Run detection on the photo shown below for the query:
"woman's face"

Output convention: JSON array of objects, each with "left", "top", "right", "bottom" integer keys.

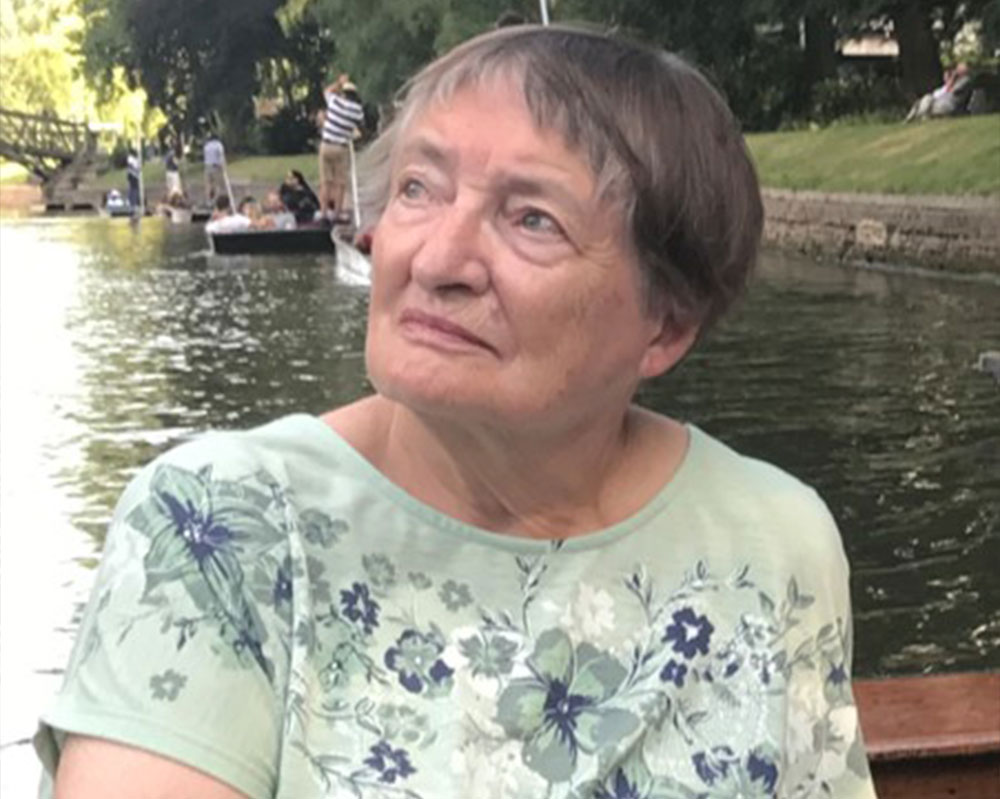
[{"left": 366, "top": 80, "right": 685, "bottom": 432}]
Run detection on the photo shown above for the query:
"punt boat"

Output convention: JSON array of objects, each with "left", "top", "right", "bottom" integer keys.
[
  {"left": 854, "top": 671, "right": 999, "bottom": 798},
  {"left": 207, "top": 226, "right": 336, "bottom": 255}
]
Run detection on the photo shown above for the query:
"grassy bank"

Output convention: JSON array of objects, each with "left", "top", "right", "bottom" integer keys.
[
  {"left": 12, "top": 113, "right": 1000, "bottom": 198},
  {"left": 91, "top": 154, "right": 321, "bottom": 195},
  {"left": 746, "top": 114, "right": 1000, "bottom": 196}
]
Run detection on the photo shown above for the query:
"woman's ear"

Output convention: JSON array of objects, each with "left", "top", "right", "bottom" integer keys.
[{"left": 638, "top": 315, "right": 699, "bottom": 379}]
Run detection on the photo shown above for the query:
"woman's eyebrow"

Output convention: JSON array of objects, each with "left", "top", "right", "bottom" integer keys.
[
  {"left": 498, "top": 174, "right": 589, "bottom": 219},
  {"left": 396, "top": 136, "right": 454, "bottom": 172}
]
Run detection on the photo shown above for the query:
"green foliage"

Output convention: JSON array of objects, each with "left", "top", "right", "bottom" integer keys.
[
  {"left": 76, "top": 0, "right": 287, "bottom": 144},
  {"left": 807, "top": 72, "right": 908, "bottom": 125},
  {"left": 0, "top": 0, "right": 85, "bottom": 113},
  {"left": 298, "top": 0, "right": 538, "bottom": 106},
  {"left": 259, "top": 105, "right": 317, "bottom": 154}
]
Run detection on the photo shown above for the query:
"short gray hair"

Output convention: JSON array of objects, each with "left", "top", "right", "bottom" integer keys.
[{"left": 359, "top": 24, "right": 763, "bottom": 333}]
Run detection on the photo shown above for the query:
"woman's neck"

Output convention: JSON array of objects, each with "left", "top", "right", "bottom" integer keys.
[{"left": 324, "top": 395, "right": 688, "bottom": 539}]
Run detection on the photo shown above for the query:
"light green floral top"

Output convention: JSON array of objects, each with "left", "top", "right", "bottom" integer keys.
[{"left": 36, "top": 414, "right": 877, "bottom": 799}]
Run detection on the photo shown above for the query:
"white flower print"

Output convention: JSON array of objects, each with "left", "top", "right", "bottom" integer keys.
[
  {"left": 558, "top": 582, "right": 616, "bottom": 643},
  {"left": 815, "top": 705, "right": 860, "bottom": 782},
  {"left": 450, "top": 740, "right": 547, "bottom": 799},
  {"left": 444, "top": 628, "right": 509, "bottom": 738},
  {"left": 785, "top": 668, "right": 826, "bottom": 759}
]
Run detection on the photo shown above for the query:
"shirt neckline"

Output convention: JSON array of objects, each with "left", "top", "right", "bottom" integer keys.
[{"left": 284, "top": 412, "right": 706, "bottom": 554}]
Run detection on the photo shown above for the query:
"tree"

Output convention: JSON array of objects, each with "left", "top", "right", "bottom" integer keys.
[
  {"left": 76, "top": 0, "right": 288, "bottom": 146},
  {"left": 836, "top": 0, "right": 999, "bottom": 96}
]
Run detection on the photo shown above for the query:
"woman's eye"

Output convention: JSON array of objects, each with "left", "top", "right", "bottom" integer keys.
[
  {"left": 518, "top": 209, "right": 563, "bottom": 237},
  {"left": 399, "top": 178, "right": 426, "bottom": 201}
]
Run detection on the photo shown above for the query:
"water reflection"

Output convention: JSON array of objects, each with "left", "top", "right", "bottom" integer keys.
[{"left": 0, "top": 216, "right": 998, "bottom": 792}]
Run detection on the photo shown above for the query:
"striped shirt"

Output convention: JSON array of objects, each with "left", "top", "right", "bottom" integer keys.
[{"left": 322, "top": 91, "right": 364, "bottom": 145}]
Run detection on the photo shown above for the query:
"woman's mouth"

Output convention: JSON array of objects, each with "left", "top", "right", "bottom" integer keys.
[{"left": 399, "top": 309, "right": 496, "bottom": 354}]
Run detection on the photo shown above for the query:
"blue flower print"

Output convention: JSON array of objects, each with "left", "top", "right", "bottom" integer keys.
[
  {"left": 273, "top": 556, "right": 294, "bottom": 606},
  {"left": 663, "top": 606, "right": 714, "bottom": 659},
  {"left": 822, "top": 652, "right": 852, "bottom": 705},
  {"left": 496, "top": 628, "right": 639, "bottom": 783},
  {"left": 569, "top": 749, "right": 667, "bottom": 799},
  {"left": 363, "top": 740, "right": 416, "bottom": 784},
  {"left": 124, "top": 463, "right": 284, "bottom": 681},
  {"left": 594, "top": 768, "right": 643, "bottom": 799},
  {"left": 747, "top": 749, "right": 779, "bottom": 794},
  {"left": 340, "top": 582, "right": 380, "bottom": 634},
  {"left": 693, "top": 745, "right": 737, "bottom": 785},
  {"left": 384, "top": 629, "right": 454, "bottom": 697},
  {"left": 659, "top": 659, "right": 688, "bottom": 688}
]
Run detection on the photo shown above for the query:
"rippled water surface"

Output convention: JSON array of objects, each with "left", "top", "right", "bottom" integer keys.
[{"left": 1, "top": 216, "right": 998, "bottom": 791}]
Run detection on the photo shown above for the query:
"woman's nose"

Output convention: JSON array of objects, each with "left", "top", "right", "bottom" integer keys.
[{"left": 409, "top": 199, "right": 491, "bottom": 295}]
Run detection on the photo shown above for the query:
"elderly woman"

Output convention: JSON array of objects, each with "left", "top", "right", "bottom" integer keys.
[{"left": 37, "top": 25, "right": 876, "bottom": 799}]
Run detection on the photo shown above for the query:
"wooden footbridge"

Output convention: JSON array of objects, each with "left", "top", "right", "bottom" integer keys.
[{"left": 0, "top": 107, "right": 102, "bottom": 199}]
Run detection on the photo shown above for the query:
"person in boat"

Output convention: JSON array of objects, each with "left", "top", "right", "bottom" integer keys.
[
  {"left": 279, "top": 169, "right": 320, "bottom": 226},
  {"left": 164, "top": 145, "right": 183, "bottom": 198},
  {"left": 262, "top": 190, "right": 296, "bottom": 230},
  {"left": 205, "top": 194, "right": 251, "bottom": 234},
  {"left": 37, "top": 24, "right": 877, "bottom": 799},
  {"left": 319, "top": 73, "right": 365, "bottom": 222},
  {"left": 203, "top": 132, "right": 226, "bottom": 202},
  {"left": 125, "top": 148, "right": 141, "bottom": 209},
  {"left": 104, "top": 188, "right": 127, "bottom": 210}
]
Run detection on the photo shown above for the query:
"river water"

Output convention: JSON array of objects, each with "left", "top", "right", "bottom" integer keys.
[{"left": 1, "top": 216, "right": 998, "bottom": 792}]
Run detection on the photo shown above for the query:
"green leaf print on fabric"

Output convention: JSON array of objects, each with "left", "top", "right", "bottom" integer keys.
[
  {"left": 408, "top": 571, "right": 433, "bottom": 590},
  {"left": 438, "top": 579, "right": 473, "bottom": 612},
  {"left": 362, "top": 554, "right": 397, "bottom": 592},
  {"left": 149, "top": 668, "right": 188, "bottom": 701},
  {"left": 459, "top": 632, "right": 518, "bottom": 678},
  {"left": 124, "top": 463, "right": 287, "bottom": 682},
  {"left": 299, "top": 508, "right": 346, "bottom": 548},
  {"left": 496, "top": 628, "right": 639, "bottom": 783}
]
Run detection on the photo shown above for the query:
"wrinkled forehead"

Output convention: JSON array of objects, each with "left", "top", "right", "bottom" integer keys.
[{"left": 393, "top": 67, "right": 623, "bottom": 202}]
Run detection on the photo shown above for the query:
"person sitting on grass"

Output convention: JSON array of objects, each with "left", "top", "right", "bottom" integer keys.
[{"left": 905, "top": 62, "right": 974, "bottom": 121}]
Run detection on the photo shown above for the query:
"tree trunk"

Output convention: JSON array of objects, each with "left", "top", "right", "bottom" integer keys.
[
  {"left": 803, "top": 12, "right": 837, "bottom": 86},
  {"left": 893, "top": 2, "right": 942, "bottom": 98}
]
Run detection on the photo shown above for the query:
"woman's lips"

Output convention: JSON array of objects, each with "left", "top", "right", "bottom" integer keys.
[{"left": 399, "top": 309, "right": 495, "bottom": 353}]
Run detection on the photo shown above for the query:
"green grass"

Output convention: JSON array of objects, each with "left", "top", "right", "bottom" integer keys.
[
  {"left": 89, "top": 153, "right": 321, "bottom": 193},
  {"left": 0, "top": 161, "right": 30, "bottom": 184},
  {"left": 746, "top": 114, "right": 1000, "bottom": 196}
]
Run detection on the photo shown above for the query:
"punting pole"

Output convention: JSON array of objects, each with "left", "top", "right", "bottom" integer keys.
[
  {"left": 136, "top": 134, "right": 145, "bottom": 216},
  {"left": 348, "top": 138, "right": 361, "bottom": 230},
  {"left": 221, "top": 150, "right": 236, "bottom": 212}
]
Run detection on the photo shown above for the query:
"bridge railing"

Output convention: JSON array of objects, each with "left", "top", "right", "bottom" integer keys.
[{"left": 0, "top": 107, "right": 94, "bottom": 163}]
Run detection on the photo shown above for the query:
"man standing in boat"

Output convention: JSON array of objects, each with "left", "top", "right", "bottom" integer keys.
[
  {"left": 125, "top": 148, "right": 141, "bottom": 210},
  {"left": 318, "top": 73, "right": 364, "bottom": 223},
  {"left": 202, "top": 131, "right": 225, "bottom": 204}
]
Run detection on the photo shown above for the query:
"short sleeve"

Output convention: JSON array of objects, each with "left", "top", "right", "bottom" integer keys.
[
  {"left": 778, "top": 491, "right": 879, "bottom": 799},
  {"left": 34, "top": 437, "right": 295, "bottom": 799}
]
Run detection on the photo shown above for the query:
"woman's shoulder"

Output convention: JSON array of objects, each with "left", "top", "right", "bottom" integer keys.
[
  {"left": 681, "top": 425, "right": 846, "bottom": 567},
  {"left": 687, "top": 426, "right": 830, "bottom": 511},
  {"left": 116, "top": 414, "right": 341, "bottom": 513}
]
